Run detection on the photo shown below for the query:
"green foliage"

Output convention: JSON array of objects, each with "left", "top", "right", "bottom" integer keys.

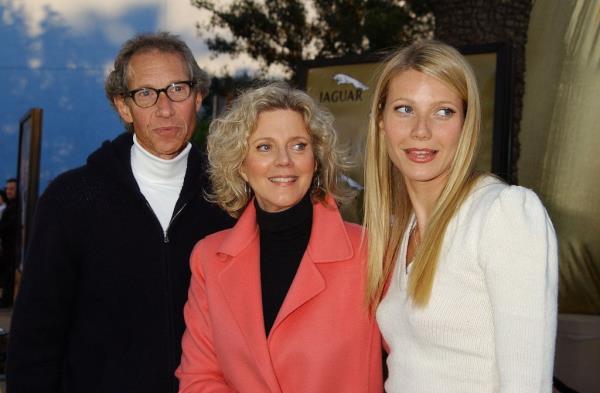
[
  {"left": 191, "top": 113, "right": 210, "bottom": 149},
  {"left": 193, "top": 0, "right": 434, "bottom": 78},
  {"left": 193, "top": 73, "right": 269, "bottom": 148},
  {"left": 208, "top": 74, "right": 263, "bottom": 96}
]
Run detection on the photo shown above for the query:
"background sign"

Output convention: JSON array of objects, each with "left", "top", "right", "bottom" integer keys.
[
  {"left": 17, "top": 108, "right": 43, "bottom": 271},
  {"left": 300, "top": 43, "right": 512, "bottom": 198}
]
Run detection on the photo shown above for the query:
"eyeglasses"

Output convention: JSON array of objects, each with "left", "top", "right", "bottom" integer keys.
[{"left": 124, "top": 80, "right": 196, "bottom": 108}]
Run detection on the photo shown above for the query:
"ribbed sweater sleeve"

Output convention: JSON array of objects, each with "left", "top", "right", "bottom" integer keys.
[{"left": 479, "top": 186, "right": 558, "bottom": 392}]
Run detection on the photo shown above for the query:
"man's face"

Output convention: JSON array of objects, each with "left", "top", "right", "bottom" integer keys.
[
  {"left": 5, "top": 181, "right": 16, "bottom": 201},
  {"left": 114, "top": 50, "right": 202, "bottom": 159}
]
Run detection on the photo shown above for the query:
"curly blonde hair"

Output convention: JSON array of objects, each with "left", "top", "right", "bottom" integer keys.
[{"left": 207, "top": 81, "right": 355, "bottom": 217}]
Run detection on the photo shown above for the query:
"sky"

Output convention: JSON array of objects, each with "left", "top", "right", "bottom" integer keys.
[{"left": 0, "top": 0, "right": 276, "bottom": 191}]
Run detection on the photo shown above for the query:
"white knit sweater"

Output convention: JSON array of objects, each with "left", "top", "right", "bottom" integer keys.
[{"left": 377, "top": 176, "right": 558, "bottom": 393}]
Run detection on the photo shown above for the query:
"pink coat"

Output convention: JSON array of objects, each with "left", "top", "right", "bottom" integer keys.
[{"left": 176, "top": 197, "right": 383, "bottom": 392}]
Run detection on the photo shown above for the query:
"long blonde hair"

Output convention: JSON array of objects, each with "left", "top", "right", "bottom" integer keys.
[{"left": 364, "top": 40, "right": 482, "bottom": 310}]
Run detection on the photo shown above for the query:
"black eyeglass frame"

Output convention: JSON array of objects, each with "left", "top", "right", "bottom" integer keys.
[{"left": 123, "top": 80, "right": 197, "bottom": 108}]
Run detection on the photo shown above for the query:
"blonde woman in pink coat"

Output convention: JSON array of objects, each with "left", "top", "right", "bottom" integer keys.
[{"left": 176, "top": 82, "right": 382, "bottom": 393}]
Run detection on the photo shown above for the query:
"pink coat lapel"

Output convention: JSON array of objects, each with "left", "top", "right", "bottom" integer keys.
[
  {"left": 216, "top": 204, "right": 280, "bottom": 392},
  {"left": 270, "top": 197, "right": 354, "bottom": 335},
  {"left": 214, "top": 197, "right": 355, "bottom": 390}
]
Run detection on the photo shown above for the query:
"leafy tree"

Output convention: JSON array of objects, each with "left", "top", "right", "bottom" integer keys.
[
  {"left": 193, "top": 0, "right": 434, "bottom": 78},
  {"left": 193, "top": 73, "right": 262, "bottom": 147}
]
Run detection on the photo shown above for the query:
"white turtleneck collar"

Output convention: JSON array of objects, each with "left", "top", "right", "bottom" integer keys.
[
  {"left": 131, "top": 134, "right": 191, "bottom": 233},
  {"left": 131, "top": 134, "right": 191, "bottom": 183}
]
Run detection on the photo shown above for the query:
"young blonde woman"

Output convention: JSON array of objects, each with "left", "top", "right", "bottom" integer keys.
[{"left": 364, "top": 40, "right": 558, "bottom": 392}]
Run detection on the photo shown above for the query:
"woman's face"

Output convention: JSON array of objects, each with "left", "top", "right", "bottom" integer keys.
[
  {"left": 241, "top": 109, "right": 316, "bottom": 213},
  {"left": 379, "top": 69, "right": 464, "bottom": 192}
]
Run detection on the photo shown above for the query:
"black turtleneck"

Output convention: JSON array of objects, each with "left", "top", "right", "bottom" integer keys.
[{"left": 256, "top": 192, "right": 313, "bottom": 336}]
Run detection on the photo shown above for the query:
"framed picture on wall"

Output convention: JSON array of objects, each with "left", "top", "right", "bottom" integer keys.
[
  {"left": 17, "top": 107, "right": 43, "bottom": 271},
  {"left": 298, "top": 42, "right": 513, "bottom": 186},
  {"left": 461, "top": 42, "right": 512, "bottom": 181}
]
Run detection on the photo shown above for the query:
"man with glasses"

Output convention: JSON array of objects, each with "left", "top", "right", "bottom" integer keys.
[{"left": 7, "top": 32, "right": 233, "bottom": 393}]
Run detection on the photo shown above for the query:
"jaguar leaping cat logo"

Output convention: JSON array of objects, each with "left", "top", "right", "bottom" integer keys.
[{"left": 332, "top": 73, "right": 369, "bottom": 91}]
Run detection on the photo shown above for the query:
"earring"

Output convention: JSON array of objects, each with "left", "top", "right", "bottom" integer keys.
[
  {"left": 245, "top": 182, "right": 252, "bottom": 197},
  {"left": 313, "top": 174, "right": 321, "bottom": 192}
]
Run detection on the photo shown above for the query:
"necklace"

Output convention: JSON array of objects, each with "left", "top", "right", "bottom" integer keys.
[
  {"left": 406, "top": 220, "right": 420, "bottom": 269},
  {"left": 409, "top": 220, "right": 420, "bottom": 247}
]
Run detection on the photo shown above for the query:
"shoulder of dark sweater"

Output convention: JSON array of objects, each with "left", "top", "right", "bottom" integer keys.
[
  {"left": 39, "top": 131, "right": 132, "bottom": 205},
  {"left": 38, "top": 133, "right": 234, "bottom": 233},
  {"left": 41, "top": 132, "right": 207, "bottom": 206}
]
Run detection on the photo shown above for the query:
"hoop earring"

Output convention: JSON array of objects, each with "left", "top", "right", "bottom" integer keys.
[
  {"left": 313, "top": 174, "right": 321, "bottom": 193},
  {"left": 245, "top": 182, "right": 252, "bottom": 198}
]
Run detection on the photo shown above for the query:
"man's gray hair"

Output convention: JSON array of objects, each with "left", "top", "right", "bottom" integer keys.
[{"left": 104, "top": 32, "right": 210, "bottom": 109}]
